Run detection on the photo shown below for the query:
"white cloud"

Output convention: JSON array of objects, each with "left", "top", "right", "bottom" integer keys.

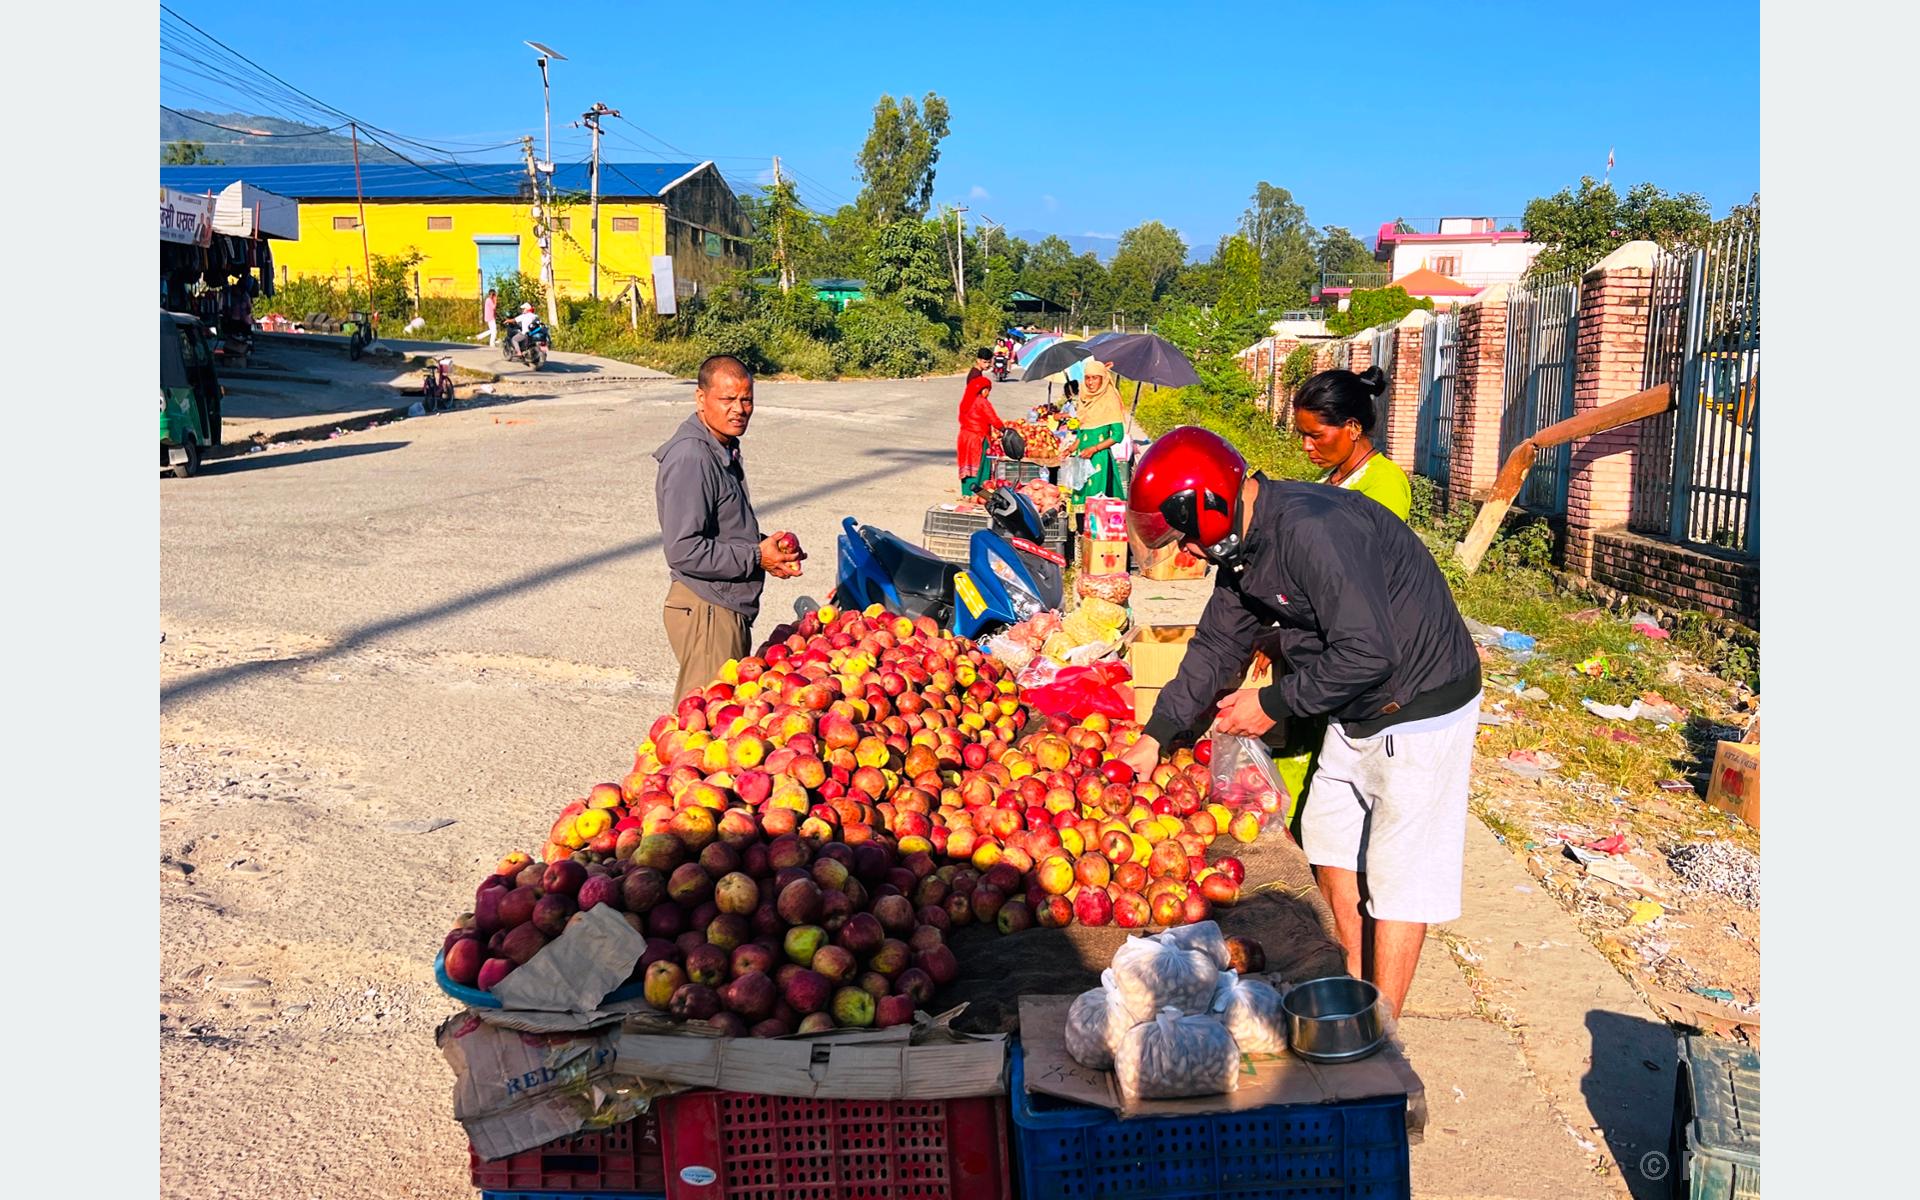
[
  {"left": 968, "top": 184, "right": 991, "bottom": 199},
  {"left": 1042, "top": 194, "right": 1058, "bottom": 211}
]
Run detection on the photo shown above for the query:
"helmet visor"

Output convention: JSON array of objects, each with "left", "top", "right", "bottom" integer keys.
[{"left": 1127, "top": 504, "right": 1181, "bottom": 550}]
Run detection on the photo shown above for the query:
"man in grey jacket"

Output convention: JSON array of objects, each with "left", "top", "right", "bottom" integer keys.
[{"left": 652, "top": 355, "right": 803, "bottom": 702}]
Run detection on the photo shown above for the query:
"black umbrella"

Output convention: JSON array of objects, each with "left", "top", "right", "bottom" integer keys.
[
  {"left": 1097, "top": 333, "right": 1202, "bottom": 389},
  {"left": 1019, "top": 339, "right": 1092, "bottom": 383}
]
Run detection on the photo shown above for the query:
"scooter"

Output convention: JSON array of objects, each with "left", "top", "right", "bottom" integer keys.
[
  {"left": 503, "top": 320, "right": 550, "bottom": 368},
  {"left": 991, "top": 350, "right": 1011, "bottom": 382},
  {"left": 832, "top": 487, "right": 1064, "bottom": 640}
]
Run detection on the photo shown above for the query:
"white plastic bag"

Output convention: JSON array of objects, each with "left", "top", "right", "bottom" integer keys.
[
  {"left": 1065, "top": 974, "right": 1141, "bottom": 1070},
  {"left": 1110, "top": 935, "right": 1219, "bottom": 1024},
  {"left": 1057, "top": 456, "right": 1094, "bottom": 491},
  {"left": 1113, "top": 1008, "right": 1241, "bottom": 1103},
  {"left": 1209, "top": 971, "right": 1288, "bottom": 1054},
  {"left": 1155, "top": 920, "right": 1231, "bottom": 970}
]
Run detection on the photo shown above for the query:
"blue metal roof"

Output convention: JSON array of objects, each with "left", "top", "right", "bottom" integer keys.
[{"left": 158, "top": 161, "right": 705, "bottom": 201}]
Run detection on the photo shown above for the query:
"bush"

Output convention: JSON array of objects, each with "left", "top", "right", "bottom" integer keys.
[
  {"left": 1136, "top": 384, "right": 1317, "bottom": 481},
  {"left": 835, "top": 300, "right": 942, "bottom": 377},
  {"left": 1281, "top": 343, "right": 1316, "bottom": 391},
  {"left": 493, "top": 271, "right": 546, "bottom": 322}
]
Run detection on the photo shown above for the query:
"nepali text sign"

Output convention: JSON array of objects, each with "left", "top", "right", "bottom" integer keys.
[{"left": 161, "top": 188, "right": 214, "bottom": 247}]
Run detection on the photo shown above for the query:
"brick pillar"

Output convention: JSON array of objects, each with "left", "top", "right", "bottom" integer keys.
[
  {"left": 1565, "top": 242, "right": 1658, "bottom": 576},
  {"left": 1348, "top": 334, "right": 1372, "bottom": 374},
  {"left": 1383, "top": 310, "right": 1428, "bottom": 472},
  {"left": 1449, "top": 288, "right": 1509, "bottom": 506}
]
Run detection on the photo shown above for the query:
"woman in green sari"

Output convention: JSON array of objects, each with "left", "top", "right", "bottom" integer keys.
[{"left": 1070, "top": 358, "right": 1128, "bottom": 501}]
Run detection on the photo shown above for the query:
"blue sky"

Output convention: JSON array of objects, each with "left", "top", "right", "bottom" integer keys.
[{"left": 160, "top": 0, "right": 1758, "bottom": 254}]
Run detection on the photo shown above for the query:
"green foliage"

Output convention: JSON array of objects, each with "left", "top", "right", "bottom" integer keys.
[
  {"left": 1281, "top": 343, "right": 1317, "bottom": 391},
  {"left": 1108, "top": 221, "right": 1188, "bottom": 321},
  {"left": 1407, "top": 472, "right": 1444, "bottom": 529},
  {"left": 368, "top": 250, "right": 425, "bottom": 320},
  {"left": 1136, "top": 383, "right": 1317, "bottom": 482},
  {"left": 835, "top": 300, "right": 945, "bottom": 377},
  {"left": 492, "top": 271, "right": 546, "bottom": 322},
  {"left": 269, "top": 274, "right": 348, "bottom": 322},
  {"left": 1237, "top": 183, "right": 1317, "bottom": 308},
  {"left": 1326, "top": 286, "right": 1432, "bottom": 336},
  {"left": 1522, "top": 176, "right": 1714, "bottom": 278},
  {"left": 856, "top": 93, "right": 952, "bottom": 224},
  {"left": 162, "top": 138, "right": 221, "bottom": 165},
  {"left": 1716, "top": 193, "right": 1760, "bottom": 240},
  {"left": 1315, "top": 225, "right": 1375, "bottom": 278},
  {"left": 866, "top": 219, "right": 952, "bottom": 319},
  {"left": 1214, "top": 235, "right": 1263, "bottom": 320}
]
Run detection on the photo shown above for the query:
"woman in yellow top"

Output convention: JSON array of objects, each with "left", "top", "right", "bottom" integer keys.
[
  {"left": 1069, "top": 358, "right": 1128, "bottom": 501},
  {"left": 1292, "top": 365, "right": 1412, "bottom": 520}
]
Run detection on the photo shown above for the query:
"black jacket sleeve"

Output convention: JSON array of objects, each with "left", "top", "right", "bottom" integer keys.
[
  {"left": 1143, "top": 580, "right": 1263, "bottom": 746},
  {"left": 1256, "top": 514, "right": 1398, "bottom": 720}
]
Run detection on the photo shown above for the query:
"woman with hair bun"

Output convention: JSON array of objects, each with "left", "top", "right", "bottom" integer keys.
[{"left": 1292, "top": 365, "right": 1412, "bottom": 521}]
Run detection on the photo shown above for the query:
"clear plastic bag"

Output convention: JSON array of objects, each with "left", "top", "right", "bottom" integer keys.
[
  {"left": 1109, "top": 934, "right": 1220, "bottom": 1024},
  {"left": 1208, "top": 970, "right": 1288, "bottom": 1055},
  {"left": 1113, "top": 1008, "right": 1241, "bottom": 1103},
  {"left": 1064, "top": 973, "right": 1142, "bottom": 1071},
  {"left": 1208, "top": 731, "right": 1291, "bottom": 820},
  {"left": 1057, "top": 456, "right": 1094, "bottom": 491},
  {"left": 1154, "top": 920, "right": 1231, "bottom": 970}
]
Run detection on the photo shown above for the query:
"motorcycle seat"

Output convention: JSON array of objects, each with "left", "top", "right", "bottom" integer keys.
[{"left": 858, "top": 527, "right": 957, "bottom": 600}]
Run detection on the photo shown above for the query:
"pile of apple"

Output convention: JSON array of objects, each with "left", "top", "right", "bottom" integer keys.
[{"left": 442, "top": 827, "right": 964, "bottom": 1037}]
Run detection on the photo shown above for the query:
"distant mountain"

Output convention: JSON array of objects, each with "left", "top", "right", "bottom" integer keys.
[
  {"left": 160, "top": 109, "right": 406, "bottom": 166},
  {"left": 1010, "top": 229, "right": 1119, "bottom": 262}
]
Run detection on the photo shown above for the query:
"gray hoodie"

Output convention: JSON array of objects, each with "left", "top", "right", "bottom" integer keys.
[{"left": 652, "top": 411, "right": 765, "bottom": 621}]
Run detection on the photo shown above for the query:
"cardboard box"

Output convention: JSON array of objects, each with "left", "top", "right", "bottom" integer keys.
[
  {"left": 1084, "top": 496, "right": 1129, "bottom": 541},
  {"left": 1080, "top": 537, "right": 1128, "bottom": 575},
  {"left": 1016, "top": 994, "right": 1426, "bottom": 1137},
  {"left": 611, "top": 1014, "right": 1007, "bottom": 1100},
  {"left": 1125, "top": 624, "right": 1272, "bottom": 726},
  {"left": 1704, "top": 741, "right": 1759, "bottom": 829},
  {"left": 1141, "top": 541, "right": 1210, "bottom": 581}
]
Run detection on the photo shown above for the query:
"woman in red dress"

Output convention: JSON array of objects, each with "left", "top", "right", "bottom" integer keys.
[{"left": 956, "top": 352, "right": 1005, "bottom": 496}]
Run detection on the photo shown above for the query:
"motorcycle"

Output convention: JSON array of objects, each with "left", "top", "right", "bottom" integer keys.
[
  {"left": 503, "top": 319, "right": 550, "bottom": 368},
  {"left": 991, "top": 350, "right": 1011, "bottom": 382},
  {"left": 832, "top": 486, "right": 1064, "bottom": 641}
]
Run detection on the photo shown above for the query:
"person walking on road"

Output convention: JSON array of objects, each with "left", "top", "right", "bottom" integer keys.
[
  {"left": 1116, "top": 426, "right": 1481, "bottom": 1019},
  {"left": 477, "top": 288, "right": 499, "bottom": 346},
  {"left": 653, "top": 355, "right": 804, "bottom": 702}
]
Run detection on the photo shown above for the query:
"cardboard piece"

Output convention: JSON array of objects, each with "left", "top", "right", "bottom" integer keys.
[
  {"left": 1081, "top": 538, "right": 1128, "bottom": 575},
  {"left": 1140, "top": 542, "right": 1210, "bottom": 581},
  {"left": 1126, "top": 624, "right": 1273, "bottom": 725},
  {"left": 439, "top": 1009, "right": 681, "bottom": 1160},
  {"left": 1705, "top": 741, "right": 1759, "bottom": 829},
  {"left": 1017, "top": 994, "right": 1426, "bottom": 1138},
  {"left": 489, "top": 904, "right": 646, "bottom": 1014},
  {"left": 611, "top": 1019, "right": 1008, "bottom": 1100}
]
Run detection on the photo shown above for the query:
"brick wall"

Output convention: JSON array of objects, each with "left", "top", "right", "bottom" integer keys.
[
  {"left": 1564, "top": 244, "right": 1655, "bottom": 575},
  {"left": 1348, "top": 335, "right": 1372, "bottom": 374},
  {"left": 1449, "top": 289, "right": 1508, "bottom": 506},
  {"left": 1383, "top": 313, "right": 1427, "bottom": 473},
  {"left": 1591, "top": 531, "right": 1759, "bottom": 626}
]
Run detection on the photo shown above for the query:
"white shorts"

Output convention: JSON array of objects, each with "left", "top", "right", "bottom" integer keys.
[{"left": 1300, "top": 694, "right": 1481, "bottom": 923}]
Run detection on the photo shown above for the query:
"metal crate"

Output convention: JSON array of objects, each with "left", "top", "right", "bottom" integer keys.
[
  {"left": 988, "top": 457, "right": 1052, "bottom": 483},
  {"left": 922, "top": 505, "right": 1070, "bottom": 566}
]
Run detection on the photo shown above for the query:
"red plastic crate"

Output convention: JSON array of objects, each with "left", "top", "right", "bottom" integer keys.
[
  {"left": 470, "top": 1110, "right": 665, "bottom": 1193},
  {"left": 659, "top": 1090, "right": 1012, "bottom": 1200}
]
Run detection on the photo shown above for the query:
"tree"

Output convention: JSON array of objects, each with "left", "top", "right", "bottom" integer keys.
[
  {"left": 1214, "top": 235, "right": 1263, "bottom": 321},
  {"left": 742, "top": 178, "right": 821, "bottom": 291},
  {"left": 1522, "top": 176, "right": 1714, "bottom": 277},
  {"left": 1314, "top": 225, "right": 1375, "bottom": 281},
  {"left": 865, "top": 218, "right": 950, "bottom": 319},
  {"left": 1108, "top": 221, "right": 1187, "bottom": 323},
  {"left": 855, "top": 93, "right": 951, "bottom": 225},
  {"left": 1237, "top": 183, "right": 1316, "bottom": 307},
  {"left": 162, "top": 138, "right": 221, "bottom": 165},
  {"left": 1716, "top": 193, "right": 1759, "bottom": 241},
  {"left": 1325, "top": 285, "right": 1432, "bottom": 336}
]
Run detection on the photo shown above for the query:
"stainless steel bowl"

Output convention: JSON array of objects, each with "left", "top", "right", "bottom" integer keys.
[{"left": 1282, "top": 976, "right": 1387, "bottom": 1064}]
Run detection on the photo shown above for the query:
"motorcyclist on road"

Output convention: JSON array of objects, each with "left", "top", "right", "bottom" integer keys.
[{"left": 509, "top": 303, "right": 540, "bottom": 357}]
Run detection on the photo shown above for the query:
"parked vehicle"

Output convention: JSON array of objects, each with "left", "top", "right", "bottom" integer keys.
[
  {"left": 831, "top": 487, "right": 1064, "bottom": 639},
  {"left": 421, "top": 355, "right": 456, "bottom": 412},
  {"left": 345, "top": 310, "right": 374, "bottom": 360},
  {"left": 161, "top": 310, "right": 223, "bottom": 479}
]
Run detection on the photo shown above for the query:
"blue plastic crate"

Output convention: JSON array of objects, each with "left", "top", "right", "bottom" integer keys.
[
  {"left": 481, "top": 1192, "right": 663, "bottom": 1200},
  {"left": 1009, "top": 1043, "right": 1410, "bottom": 1200}
]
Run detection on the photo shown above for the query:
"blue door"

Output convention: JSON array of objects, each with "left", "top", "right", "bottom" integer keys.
[{"left": 475, "top": 236, "right": 521, "bottom": 290}]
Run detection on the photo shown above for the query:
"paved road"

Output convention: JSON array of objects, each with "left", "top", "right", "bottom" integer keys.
[{"left": 160, "top": 373, "right": 1649, "bottom": 1199}]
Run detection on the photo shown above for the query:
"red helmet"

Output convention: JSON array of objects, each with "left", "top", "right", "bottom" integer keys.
[{"left": 1126, "top": 426, "right": 1250, "bottom": 563}]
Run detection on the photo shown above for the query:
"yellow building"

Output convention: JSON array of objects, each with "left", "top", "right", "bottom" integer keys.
[{"left": 158, "top": 160, "right": 753, "bottom": 306}]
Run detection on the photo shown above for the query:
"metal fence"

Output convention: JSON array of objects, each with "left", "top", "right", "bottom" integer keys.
[
  {"left": 1500, "top": 267, "right": 1582, "bottom": 515},
  {"left": 1415, "top": 311, "right": 1457, "bottom": 486},
  {"left": 1368, "top": 323, "right": 1397, "bottom": 458},
  {"left": 1631, "top": 230, "right": 1760, "bottom": 555}
]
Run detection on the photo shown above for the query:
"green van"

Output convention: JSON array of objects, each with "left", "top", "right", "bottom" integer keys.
[{"left": 162, "top": 311, "right": 223, "bottom": 478}]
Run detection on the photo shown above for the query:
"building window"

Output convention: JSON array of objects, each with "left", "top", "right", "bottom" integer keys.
[
  {"left": 332, "top": 216, "right": 359, "bottom": 230},
  {"left": 555, "top": 216, "right": 571, "bottom": 231},
  {"left": 427, "top": 215, "right": 453, "bottom": 231},
  {"left": 428, "top": 277, "right": 455, "bottom": 293},
  {"left": 1431, "top": 255, "right": 1459, "bottom": 277},
  {"left": 611, "top": 216, "right": 639, "bottom": 233}
]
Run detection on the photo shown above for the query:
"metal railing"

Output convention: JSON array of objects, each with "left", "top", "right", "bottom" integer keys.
[
  {"left": 1321, "top": 271, "right": 1391, "bottom": 290},
  {"left": 1631, "top": 230, "right": 1760, "bottom": 556},
  {"left": 1415, "top": 311, "right": 1458, "bottom": 487},
  {"left": 1500, "top": 267, "right": 1582, "bottom": 516}
]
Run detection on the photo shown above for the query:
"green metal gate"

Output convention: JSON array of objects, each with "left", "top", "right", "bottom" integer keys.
[{"left": 1501, "top": 268, "right": 1582, "bottom": 515}]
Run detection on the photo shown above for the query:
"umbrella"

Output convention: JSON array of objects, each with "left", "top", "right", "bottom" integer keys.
[
  {"left": 1096, "top": 333, "right": 1201, "bottom": 389},
  {"left": 1082, "top": 331, "right": 1128, "bottom": 349},
  {"left": 1020, "top": 339, "right": 1092, "bottom": 383},
  {"left": 1015, "top": 334, "right": 1062, "bottom": 366}
]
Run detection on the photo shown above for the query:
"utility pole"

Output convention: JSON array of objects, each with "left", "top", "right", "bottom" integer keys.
[
  {"left": 349, "top": 123, "right": 375, "bottom": 329},
  {"left": 582, "top": 102, "right": 619, "bottom": 299},
  {"left": 520, "top": 137, "right": 558, "bottom": 326},
  {"left": 954, "top": 205, "right": 968, "bottom": 303},
  {"left": 772, "top": 156, "right": 791, "bottom": 293}
]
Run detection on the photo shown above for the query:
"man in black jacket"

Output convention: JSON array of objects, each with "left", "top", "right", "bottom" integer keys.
[
  {"left": 652, "top": 356, "right": 803, "bottom": 702},
  {"left": 1118, "top": 426, "right": 1481, "bottom": 1017}
]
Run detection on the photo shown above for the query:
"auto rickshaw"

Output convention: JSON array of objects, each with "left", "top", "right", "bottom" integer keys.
[{"left": 162, "top": 310, "right": 223, "bottom": 478}]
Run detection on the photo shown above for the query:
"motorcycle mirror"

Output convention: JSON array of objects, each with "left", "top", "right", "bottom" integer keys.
[{"left": 793, "top": 596, "right": 821, "bottom": 619}]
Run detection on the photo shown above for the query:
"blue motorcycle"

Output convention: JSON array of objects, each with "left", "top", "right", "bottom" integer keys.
[{"left": 832, "top": 488, "right": 1064, "bottom": 640}]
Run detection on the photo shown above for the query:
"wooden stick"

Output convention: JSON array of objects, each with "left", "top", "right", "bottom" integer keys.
[{"left": 1455, "top": 384, "right": 1672, "bottom": 573}]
